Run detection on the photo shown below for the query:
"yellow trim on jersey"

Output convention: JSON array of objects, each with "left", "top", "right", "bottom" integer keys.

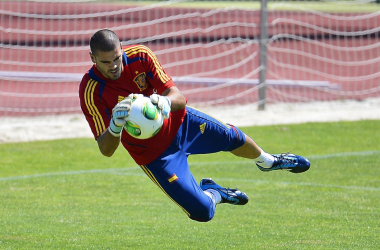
[
  {"left": 118, "top": 95, "right": 126, "bottom": 103},
  {"left": 84, "top": 79, "right": 106, "bottom": 137},
  {"left": 124, "top": 45, "right": 171, "bottom": 84},
  {"left": 139, "top": 165, "right": 191, "bottom": 217}
]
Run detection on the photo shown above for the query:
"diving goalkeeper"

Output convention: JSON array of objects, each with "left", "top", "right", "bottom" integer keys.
[{"left": 79, "top": 29, "right": 310, "bottom": 222}]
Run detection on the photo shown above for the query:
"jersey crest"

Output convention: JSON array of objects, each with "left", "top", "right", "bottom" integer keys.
[{"left": 134, "top": 72, "right": 148, "bottom": 91}]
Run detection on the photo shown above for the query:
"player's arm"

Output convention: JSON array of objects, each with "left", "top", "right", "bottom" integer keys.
[
  {"left": 161, "top": 86, "right": 186, "bottom": 112},
  {"left": 97, "top": 95, "right": 136, "bottom": 157},
  {"left": 97, "top": 129, "right": 121, "bottom": 157}
]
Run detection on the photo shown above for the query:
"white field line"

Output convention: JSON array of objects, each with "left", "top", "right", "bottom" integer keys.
[{"left": 1, "top": 150, "right": 379, "bottom": 191}]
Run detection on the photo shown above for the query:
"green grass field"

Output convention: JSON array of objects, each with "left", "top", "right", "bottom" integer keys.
[{"left": 0, "top": 120, "right": 379, "bottom": 249}]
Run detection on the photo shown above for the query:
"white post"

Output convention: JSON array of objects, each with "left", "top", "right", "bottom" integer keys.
[{"left": 258, "top": 0, "right": 268, "bottom": 110}]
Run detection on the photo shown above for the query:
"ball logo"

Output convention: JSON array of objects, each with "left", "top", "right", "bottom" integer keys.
[
  {"left": 142, "top": 102, "right": 158, "bottom": 120},
  {"left": 124, "top": 121, "right": 141, "bottom": 137}
]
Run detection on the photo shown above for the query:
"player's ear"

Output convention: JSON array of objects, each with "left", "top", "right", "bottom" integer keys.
[{"left": 89, "top": 52, "right": 96, "bottom": 64}]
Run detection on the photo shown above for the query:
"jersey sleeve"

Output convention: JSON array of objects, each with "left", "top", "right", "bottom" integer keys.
[
  {"left": 138, "top": 45, "right": 176, "bottom": 94},
  {"left": 79, "top": 74, "right": 110, "bottom": 139}
]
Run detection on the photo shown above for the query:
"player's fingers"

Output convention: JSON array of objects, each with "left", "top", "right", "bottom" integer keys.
[
  {"left": 162, "top": 109, "right": 170, "bottom": 119},
  {"left": 132, "top": 93, "right": 143, "bottom": 99},
  {"left": 114, "top": 104, "right": 131, "bottom": 113},
  {"left": 114, "top": 110, "right": 129, "bottom": 118},
  {"left": 118, "top": 98, "right": 132, "bottom": 106},
  {"left": 150, "top": 94, "right": 159, "bottom": 104},
  {"left": 114, "top": 118, "right": 127, "bottom": 127},
  {"left": 158, "top": 98, "right": 167, "bottom": 109},
  {"left": 126, "top": 93, "right": 143, "bottom": 100}
]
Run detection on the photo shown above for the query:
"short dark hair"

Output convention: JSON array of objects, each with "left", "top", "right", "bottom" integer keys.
[{"left": 90, "top": 29, "right": 120, "bottom": 56}]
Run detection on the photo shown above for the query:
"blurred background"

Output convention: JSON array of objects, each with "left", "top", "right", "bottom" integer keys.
[{"left": 1, "top": 0, "right": 380, "bottom": 140}]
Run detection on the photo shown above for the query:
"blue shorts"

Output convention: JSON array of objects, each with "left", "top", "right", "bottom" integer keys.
[{"left": 140, "top": 106, "right": 246, "bottom": 222}]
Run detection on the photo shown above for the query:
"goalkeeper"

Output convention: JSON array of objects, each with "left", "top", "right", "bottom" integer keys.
[{"left": 79, "top": 29, "right": 310, "bottom": 222}]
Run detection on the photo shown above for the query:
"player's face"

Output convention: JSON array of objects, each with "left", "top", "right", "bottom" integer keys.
[{"left": 90, "top": 44, "right": 123, "bottom": 80}]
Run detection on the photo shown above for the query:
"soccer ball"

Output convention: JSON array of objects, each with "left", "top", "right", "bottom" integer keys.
[{"left": 123, "top": 96, "right": 164, "bottom": 139}]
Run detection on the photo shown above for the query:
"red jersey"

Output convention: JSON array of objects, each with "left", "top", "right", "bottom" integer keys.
[{"left": 79, "top": 45, "right": 186, "bottom": 165}]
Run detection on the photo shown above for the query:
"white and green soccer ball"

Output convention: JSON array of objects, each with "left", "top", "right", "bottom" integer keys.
[{"left": 123, "top": 96, "right": 164, "bottom": 139}]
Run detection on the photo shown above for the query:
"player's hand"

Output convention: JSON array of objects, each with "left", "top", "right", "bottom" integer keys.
[
  {"left": 150, "top": 94, "right": 171, "bottom": 119},
  {"left": 108, "top": 97, "right": 133, "bottom": 137},
  {"left": 127, "top": 93, "right": 143, "bottom": 100}
]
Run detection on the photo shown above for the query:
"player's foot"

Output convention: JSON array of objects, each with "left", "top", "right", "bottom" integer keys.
[
  {"left": 200, "top": 178, "right": 248, "bottom": 205},
  {"left": 256, "top": 153, "right": 310, "bottom": 173}
]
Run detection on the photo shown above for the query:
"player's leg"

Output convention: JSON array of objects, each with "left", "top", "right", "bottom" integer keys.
[
  {"left": 142, "top": 107, "right": 250, "bottom": 221},
  {"left": 143, "top": 147, "right": 216, "bottom": 222},
  {"left": 173, "top": 106, "right": 249, "bottom": 207},
  {"left": 231, "top": 133, "right": 310, "bottom": 173},
  {"left": 230, "top": 134, "right": 261, "bottom": 159},
  {"left": 179, "top": 106, "right": 246, "bottom": 154},
  {"left": 183, "top": 106, "right": 310, "bottom": 173}
]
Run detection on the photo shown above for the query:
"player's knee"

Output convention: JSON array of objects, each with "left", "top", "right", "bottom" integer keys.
[
  {"left": 187, "top": 204, "right": 215, "bottom": 222},
  {"left": 188, "top": 214, "right": 213, "bottom": 222},
  {"left": 226, "top": 124, "right": 246, "bottom": 151}
]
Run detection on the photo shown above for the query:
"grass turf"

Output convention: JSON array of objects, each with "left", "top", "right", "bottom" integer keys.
[{"left": 0, "top": 120, "right": 379, "bottom": 249}]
